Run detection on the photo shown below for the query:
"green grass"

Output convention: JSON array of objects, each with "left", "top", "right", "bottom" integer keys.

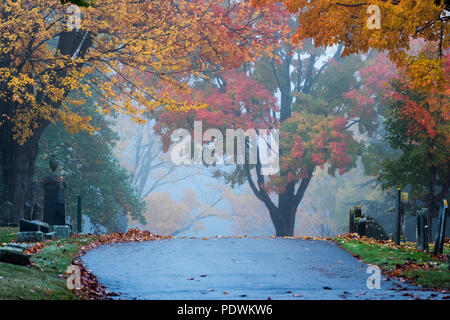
[
  {"left": 0, "top": 227, "right": 97, "bottom": 300},
  {"left": 0, "top": 227, "right": 20, "bottom": 243},
  {"left": 335, "top": 237, "right": 450, "bottom": 289}
]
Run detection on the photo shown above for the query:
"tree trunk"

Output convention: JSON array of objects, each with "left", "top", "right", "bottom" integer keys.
[
  {"left": 0, "top": 115, "right": 47, "bottom": 224},
  {"left": 0, "top": 30, "right": 92, "bottom": 224},
  {"left": 270, "top": 204, "right": 296, "bottom": 236},
  {"left": 265, "top": 179, "right": 311, "bottom": 237}
]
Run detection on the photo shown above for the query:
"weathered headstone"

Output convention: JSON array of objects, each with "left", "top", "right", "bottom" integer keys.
[
  {"left": 394, "top": 188, "right": 407, "bottom": 245},
  {"left": 5, "top": 243, "right": 29, "bottom": 250},
  {"left": 54, "top": 225, "right": 71, "bottom": 239},
  {"left": 349, "top": 209, "right": 355, "bottom": 233},
  {"left": 44, "top": 232, "right": 56, "bottom": 240},
  {"left": 416, "top": 208, "right": 429, "bottom": 251},
  {"left": 416, "top": 212, "right": 422, "bottom": 250},
  {"left": 19, "top": 219, "right": 52, "bottom": 233},
  {"left": 0, "top": 247, "right": 30, "bottom": 266},
  {"left": 365, "top": 216, "right": 389, "bottom": 240},
  {"left": 357, "top": 217, "right": 367, "bottom": 236},
  {"left": 433, "top": 199, "right": 448, "bottom": 255},
  {"left": 17, "top": 231, "right": 44, "bottom": 242},
  {"left": 41, "top": 155, "right": 67, "bottom": 226}
]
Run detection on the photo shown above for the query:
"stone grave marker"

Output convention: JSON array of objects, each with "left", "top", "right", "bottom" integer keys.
[
  {"left": 433, "top": 199, "right": 448, "bottom": 255},
  {"left": 0, "top": 246, "right": 30, "bottom": 266}
]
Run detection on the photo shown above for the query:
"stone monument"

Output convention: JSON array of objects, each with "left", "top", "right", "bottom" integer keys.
[
  {"left": 42, "top": 154, "right": 67, "bottom": 226},
  {"left": 17, "top": 154, "right": 70, "bottom": 242}
]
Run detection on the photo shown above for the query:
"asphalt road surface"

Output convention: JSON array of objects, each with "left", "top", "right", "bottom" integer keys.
[{"left": 82, "top": 237, "right": 448, "bottom": 300}]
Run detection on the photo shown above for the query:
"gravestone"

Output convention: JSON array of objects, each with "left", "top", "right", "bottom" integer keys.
[
  {"left": 44, "top": 232, "right": 56, "bottom": 240},
  {"left": 19, "top": 219, "right": 52, "bottom": 233},
  {"left": 41, "top": 155, "right": 67, "bottom": 226},
  {"left": 349, "top": 206, "right": 387, "bottom": 240},
  {"left": 433, "top": 199, "right": 448, "bottom": 255},
  {"left": 349, "top": 209, "right": 355, "bottom": 233},
  {"left": 365, "top": 216, "right": 389, "bottom": 240},
  {"left": 17, "top": 231, "right": 44, "bottom": 242},
  {"left": 54, "top": 225, "right": 71, "bottom": 239},
  {"left": 416, "top": 208, "right": 429, "bottom": 251},
  {"left": 5, "top": 243, "right": 29, "bottom": 250},
  {"left": 15, "top": 155, "right": 71, "bottom": 243},
  {"left": 0, "top": 247, "right": 30, "bottom": 266},
  {"left": 357, "top": 217, "right": 367, "bottom": 236}
]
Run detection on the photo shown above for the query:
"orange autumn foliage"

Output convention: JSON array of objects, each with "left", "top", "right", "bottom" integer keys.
[{"left": 0, "top": 0, "right": 286, "bottom": 144}]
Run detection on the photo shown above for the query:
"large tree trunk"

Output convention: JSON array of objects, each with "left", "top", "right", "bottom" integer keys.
[
  {"left": 0, "top": 112, "right": 47, "bottom": 223},
  {"left": 273, "top": 183, "right": 296, "bottom": 236},
  {"left": 244, "top": 44, "right": 318, "bottom": 237},
  {"left": 0, "top": 30, "right": 92, "bottom": 224}
]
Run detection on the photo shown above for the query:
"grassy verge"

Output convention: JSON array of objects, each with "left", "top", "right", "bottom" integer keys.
[
  {"left": 334, "top": 235, "right": 450, "bottom": 290},
  {"left": 0, "top": 227, "right": 98, "bottom": 300},
  {"left": 0, "top": 227, "right": 20, "bottom": 243}
]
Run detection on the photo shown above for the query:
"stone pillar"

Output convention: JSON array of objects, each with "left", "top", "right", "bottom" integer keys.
[
  {"left": 42, "top": 178, "right": 66, "bottom": 226},
  {"left": 41, "top": 155, "right": 67, "bottom": 226}
]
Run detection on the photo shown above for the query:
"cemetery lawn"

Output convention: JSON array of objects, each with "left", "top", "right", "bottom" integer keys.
[
  {"left": 0, "top": 227, "right": 19, "bottom": 243},
  {"left": 335, "top": 235, "right": 450, "bottom": 290},
  {"left": 0, "top": 227, "right": 98, "bottom": 300}
]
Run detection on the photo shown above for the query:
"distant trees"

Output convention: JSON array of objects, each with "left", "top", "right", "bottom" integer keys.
[
  {"left": 155, "top": 37, "right": 388, "bottom": 235},
  {"left": 379, "top": 52, "right": 449, "bottom": 236},
  {"left": 253, "top": 0, "right": 448, "bottom": 237}
]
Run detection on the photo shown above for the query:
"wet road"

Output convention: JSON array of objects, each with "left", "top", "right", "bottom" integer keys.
[{"left": 82, "top": 237, "right": 447, "bottom": 300}]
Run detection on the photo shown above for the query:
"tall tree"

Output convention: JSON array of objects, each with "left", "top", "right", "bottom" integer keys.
[
  {"left": 380, "top": 52, "right": 449, "bottom": 236},
  {"left": 0, "top": 0, "right": 283, "bottom": 222},
  {"left": 155, "top": 39, "right": 383, "bottom": 235}
]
